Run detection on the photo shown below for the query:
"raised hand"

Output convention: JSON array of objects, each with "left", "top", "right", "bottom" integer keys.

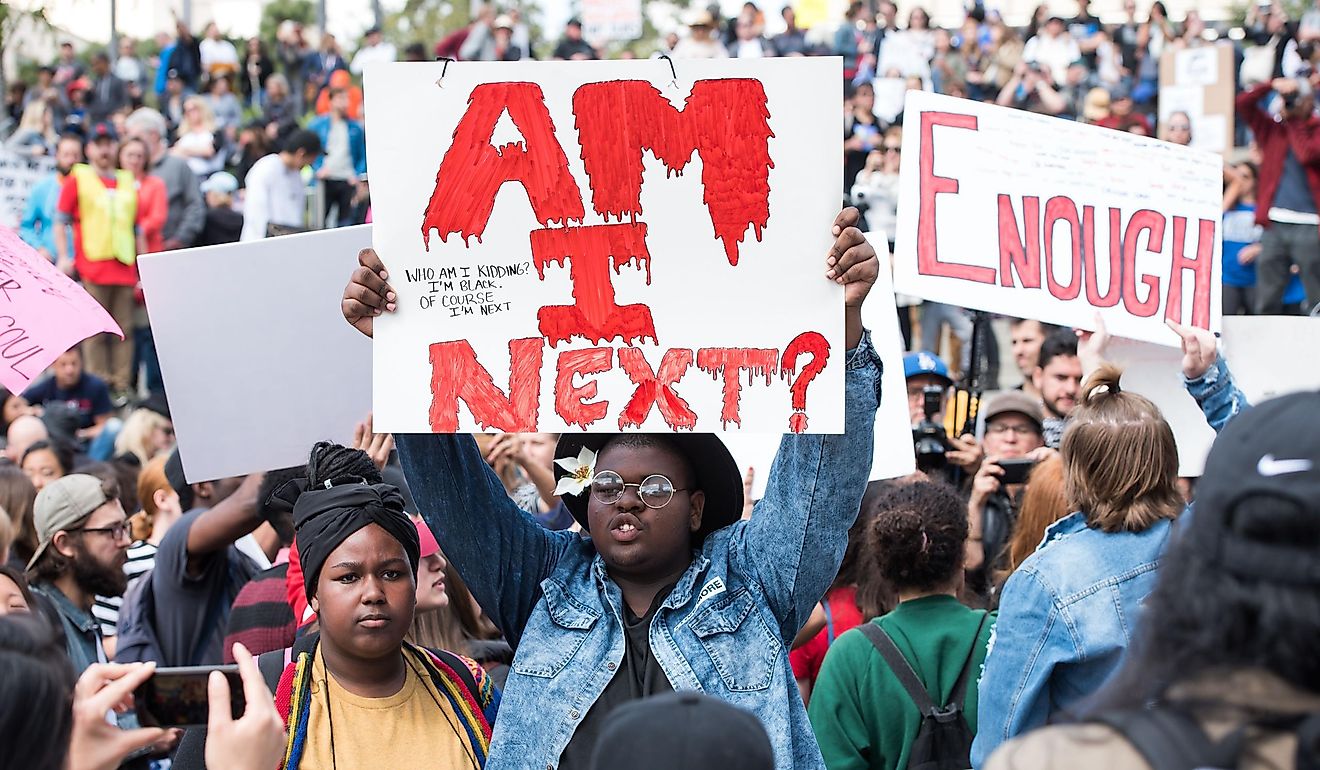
[{"left": 341, "top": 248, "right": 396, "bottom": 338}]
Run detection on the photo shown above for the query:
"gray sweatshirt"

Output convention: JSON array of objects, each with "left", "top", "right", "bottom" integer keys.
[{"left": 151, "top": 153, "right": 206, "bottom": 247}]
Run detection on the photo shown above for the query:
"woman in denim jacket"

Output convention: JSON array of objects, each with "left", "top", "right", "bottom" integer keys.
[
  {"left": 341, "top": 208, "right": 884, "bottom": 770},
  {"left": 971, "top": 364, "right": 1183, "bottom": 767}
]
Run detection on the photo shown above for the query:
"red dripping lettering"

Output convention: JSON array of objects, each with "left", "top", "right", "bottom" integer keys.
[
  {"left": 695, "top": 348, "right": 779, "bottom": 429},
  {"left": 616, "top": 347, "right": 697, "bottom": 430},
  {"left": 780, "top": 332, "right": 830, "bottom": 434},
  {"left": 554, "top": 347, "right": 613, "bottom": 429},
  {"left": 573, "top": 79, "right": 773, "bottom": 266},
  {"left": 422, "top": 82, "right": 584, "bottom": 248},
  {"left": 428, "top": 337, "right": 543, "bottom": 432},
  {"left": 531, "top": 223, "right": 657, "bottom": 346}
]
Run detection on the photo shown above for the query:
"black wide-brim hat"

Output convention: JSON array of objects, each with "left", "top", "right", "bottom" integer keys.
[{"left": 554, "top": 434, "right": 743, "bottom": 540}]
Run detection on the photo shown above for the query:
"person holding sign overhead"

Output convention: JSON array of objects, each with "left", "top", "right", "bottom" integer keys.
[{"left": 341, "top": 207, "right": 882, "bottom": 770}]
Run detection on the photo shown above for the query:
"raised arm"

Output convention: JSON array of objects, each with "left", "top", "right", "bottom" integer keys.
[
  {"left": 342, "top": 247, "right": 572, "bottom": 645},
  {"left": 1236, "top": 81, "right": 1276, "bottom": 137},
  {"left": 1168, "top": 320, "right": 1250, "bottom": 433},
  {"left": 184, "top": 472, "right": 264, "bottom": 574},
  {"left": 396, "top": 434, "right": 570, "bottom": 647},
  {"left": 733, "top": 209, "right": 882, "bottom": 640}
]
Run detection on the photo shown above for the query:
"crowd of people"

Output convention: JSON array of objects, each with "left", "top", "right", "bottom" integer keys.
[{"left": 1, "top": 2, "right": 1320, "bottom": 770}]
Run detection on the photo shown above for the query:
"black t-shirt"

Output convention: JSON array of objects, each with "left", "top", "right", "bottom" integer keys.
[
  {"left": 558, "top": 587, "right": 675, "bottom": 769},
  {"left": 22, "top": 373, "right": 113, "bottom": 430}
]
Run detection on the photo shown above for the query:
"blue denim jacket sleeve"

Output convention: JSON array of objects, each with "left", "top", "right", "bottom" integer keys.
[
  {"left": 1183, "top": 356, "right": 1249, "bottom": 434},
  {"left": 731, "top": 331, "right": 882, "bottom": 640},
  {"left": 395, "top": 434, "right": 576, "bottom": 648},
  {"left": 971, "top": 567, "right": 1070, "bottom": 768}
]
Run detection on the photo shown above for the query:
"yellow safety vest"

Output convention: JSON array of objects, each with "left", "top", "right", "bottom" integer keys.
[{"left": 71, "top": 164, "right": 138, "bottom": 266}]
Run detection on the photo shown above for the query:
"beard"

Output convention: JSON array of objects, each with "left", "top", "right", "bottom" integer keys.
[{"left": 72, "top": 547, "right": 129, "bottom": 598}]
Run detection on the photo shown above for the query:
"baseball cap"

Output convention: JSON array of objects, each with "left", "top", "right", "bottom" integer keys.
[
  {"left": 87, "top": 121, "right": 118, "bottom": 142},
  {"left": 200, "top": 171, "right": 239, "bottom": 195},
  {"left": 903, "top": 351, "right": 953, "bottom": 386},
  {"left": 415, "top": 518, "right": 440, "bottom": 559},
  {"left": 27, "top": 474, "right": 112, "bottom": 571},
  {"left": 1190, "top": 392, "right": 1320, "bottom": 585},
  {"left": 591, "top": 692, "right": 774, "bottom": 770},
  {"left": 982, "top": 391, "right": 1044, "bottom": 430}
]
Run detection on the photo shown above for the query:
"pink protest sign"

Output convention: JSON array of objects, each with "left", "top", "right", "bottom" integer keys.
[{"left": 0, "top": 225, "right": 122, "bottom": 392}]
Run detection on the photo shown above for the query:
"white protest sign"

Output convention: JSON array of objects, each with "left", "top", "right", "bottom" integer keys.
[
  {"left": 580, "top": 0, "right": 643, "bottom": 43},
  {"left": 1107, "top": 316, "right": 1320, "bottom": 476},
  {"left": 0, "top": 148, "right": 55, "bottom": 229},
  {"left": 893, "top": 91, "right": 1223, "bottom": 347},
  {"left": 365, "top": 59, "right": 844, "bottom": 434},
  {"left": 726, "top": 238, "right": 916, "bottom": 499},
  {"left": 139, "top": 227, "right": 373, "bottom": 482}
]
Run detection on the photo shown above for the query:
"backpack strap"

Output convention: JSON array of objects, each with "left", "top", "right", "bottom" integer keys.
[
  {"left": 1092, "top": 705, "right": 1241, "bottom": 770},
  {"left": 859, "top": 621, "right": 940, "bottom": 716},
  {"left": 259, "top": 647, "right": 288, "bottom": 693},
  {"left": 823, "top": 600, "right": 837, "bottom": 647},
  {"left": 949, "top": 612, "right": 991, "bottom": 711},
  {"left": 428, "top": 647, "right": 481, "bottom": 699}
]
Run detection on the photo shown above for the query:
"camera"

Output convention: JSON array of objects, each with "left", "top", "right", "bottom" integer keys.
[{"left": 912, "top": 385, "right": 951, "bottom": 471}]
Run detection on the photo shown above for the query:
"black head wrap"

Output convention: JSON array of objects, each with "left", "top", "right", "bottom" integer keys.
[{"left": 291, "top": 479, "right": 419, "bottom": 598}]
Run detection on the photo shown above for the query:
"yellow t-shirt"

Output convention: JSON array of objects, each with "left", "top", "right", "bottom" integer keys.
[{"left": 301, "top": 648, "right": 476, "bottom": 770}]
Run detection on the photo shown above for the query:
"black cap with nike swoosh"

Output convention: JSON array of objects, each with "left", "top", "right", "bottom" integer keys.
[{"left": 1191, "top": 391, "right": 1320, "bottom": 584}]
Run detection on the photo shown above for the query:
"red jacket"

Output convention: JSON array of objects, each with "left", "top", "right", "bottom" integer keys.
[{"left": 1236, "top": 82, "right": 1320, "bottom": 228}]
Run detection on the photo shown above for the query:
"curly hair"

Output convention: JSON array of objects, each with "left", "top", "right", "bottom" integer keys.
[{"left": 867, "top": 478, "right": 968, "bottom": 593}]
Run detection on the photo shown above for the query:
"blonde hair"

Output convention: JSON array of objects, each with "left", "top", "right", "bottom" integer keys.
[
  {"left": 182, "top": 95, "right": 216, "bottom": 133},
  {"left": 1061, "top": 364, "right": 1181, "bottom": 533},
  {"left": 115, "top": 409, "right": 172, "bottom": 466},
  {"left": 1000, "top": 454, "right": 1069, "bottom": 578},
  {"left": 17, "top": 99, "right": 54, "bottom": 139}
]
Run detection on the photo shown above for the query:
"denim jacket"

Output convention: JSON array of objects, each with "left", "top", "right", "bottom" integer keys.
[
  {"left": 30, "top": 582, "right": 104, "bottom": 674},
  {"left": 1183, "top": 356, "right": 1248, "bottom": 432},
  {"left": 970, "top": 357, "right": 1241, "bottom": 767},
  {"left": 396, "top": 332, "right": 883, "bottom": 770},
  {"left": 970, "top": 513, "right": 1174, "bottom": 767}
]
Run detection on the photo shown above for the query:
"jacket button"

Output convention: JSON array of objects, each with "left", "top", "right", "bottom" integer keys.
[
  {"left": 607, "top": 662, "right": 617, "bottom": 671},
  {"left": 570, "top": 709, "right": 580, "bottom": 719}
]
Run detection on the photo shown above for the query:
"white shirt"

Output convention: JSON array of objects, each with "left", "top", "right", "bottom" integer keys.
[
  {"left": 200, "top": 38, "right": 240, "bottom": 74},
  {"left": 240, "top": 153, "right": 306, "bottom": 241},
  {"left": 350, "top": 42, "right": 398, "bottom": 74}
]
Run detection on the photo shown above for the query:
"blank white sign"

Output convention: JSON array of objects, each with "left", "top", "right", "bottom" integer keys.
[{"left": 139, "top": 226, "right": 373, "bottom": 482}]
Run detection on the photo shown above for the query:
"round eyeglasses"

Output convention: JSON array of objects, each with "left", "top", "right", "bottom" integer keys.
[{"left": 590, "top": 470, "right": 688, "bottom": 509}]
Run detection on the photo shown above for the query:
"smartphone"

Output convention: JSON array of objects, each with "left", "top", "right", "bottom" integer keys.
[
  {"left": 135, "top": 665, "right": 244, "bottom": 729},
  {"left": 997, "top": 458, "right": 1037, "bottom": 485}
]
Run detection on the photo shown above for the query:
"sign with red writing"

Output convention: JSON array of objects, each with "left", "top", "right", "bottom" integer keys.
[
  {"left": 364, "top": 59, "right": 844, "bottom": 433},
  {"left": 893, "top": 91, "right": 1223, "bottom": 346}
]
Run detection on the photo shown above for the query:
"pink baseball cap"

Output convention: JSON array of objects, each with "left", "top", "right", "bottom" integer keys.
[{"left": 415, "top": 519, "right": 440, "bottom": 558}]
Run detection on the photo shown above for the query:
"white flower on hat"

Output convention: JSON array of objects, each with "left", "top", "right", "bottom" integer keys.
[{"left": 553, "top": 447, "right": 597, "bottom": 497}]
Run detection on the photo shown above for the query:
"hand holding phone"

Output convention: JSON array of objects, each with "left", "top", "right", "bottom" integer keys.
[
  {"left": 997, "top": 457, "right": 1038, "bottom": 485},
  {"left": 135, "top": 665, "right": 244, "bottom": 729},
  {"left": 69, "top": 662, "right": 173, "bottom": 770},
  {"left": 205, "top": 643, "right": 288, "bottom": 770}
]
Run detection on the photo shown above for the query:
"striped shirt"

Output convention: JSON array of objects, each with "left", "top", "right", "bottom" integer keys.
[{"left": 94, "top": 541, "right": 158, "bottom": 637}]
